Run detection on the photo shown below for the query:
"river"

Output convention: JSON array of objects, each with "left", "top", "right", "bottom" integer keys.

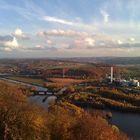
[
  {"left": 29, "top": 95, "right": 57, "bottom": 107},
  {"left": 108, "top": 110, "right": 140, "bottom": 139},
  {"left": 0, "top": 77, "right": 57, "bottom": 106},
  {"left": 0, "top": 77, "right": 140, "bottom": 139}
]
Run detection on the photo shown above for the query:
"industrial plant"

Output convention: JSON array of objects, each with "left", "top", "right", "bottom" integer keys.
[{"left": 106, "top": 67, "right": 140, "bottom": 87}]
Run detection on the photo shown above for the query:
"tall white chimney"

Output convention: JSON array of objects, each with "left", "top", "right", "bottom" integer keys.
[{"left": 111, "top": 66, "right": 113, "bottom": 83}]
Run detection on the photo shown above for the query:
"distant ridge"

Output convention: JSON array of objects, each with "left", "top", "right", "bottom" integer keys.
[
  {"left": 0, "top": 57, "right": 140, "bottom": 65},
  {"left": 57, "top": 57, "right": 140, "bottom": 65}
]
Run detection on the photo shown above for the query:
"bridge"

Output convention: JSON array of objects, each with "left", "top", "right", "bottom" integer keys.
[
  {"left": 31, "top": 90, "right": 56, "bottom": 103},
  {"left": 32, "top": 90, "right": 54, "bottom": 96}
]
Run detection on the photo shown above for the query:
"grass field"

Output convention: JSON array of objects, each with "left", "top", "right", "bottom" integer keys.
[
  {"left": 47, "top": 78, "right": 83, "bottom": 86},
  {"left": 7, "top": 76, "right": 45, "bottom": 86},
  {"left": 7, "top": 76, "right": 84, "bottom": 88}
]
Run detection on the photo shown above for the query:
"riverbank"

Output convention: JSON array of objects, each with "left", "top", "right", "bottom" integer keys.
[
  {"left": 1, "top": 77, "right": 45, "bottom": 87},
  {"left": 69, "top": 100, "right": 140, "bottom": 113},
  {"left": 86, "top": 107, "right": 140, "bottom": 139},
  {"left": 61, "top": 85, "right": 140, "bottom": 113}
]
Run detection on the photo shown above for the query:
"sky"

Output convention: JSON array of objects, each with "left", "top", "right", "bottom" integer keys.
[{"left": 0, "top": 0, "right": 140, "bottom": 58}]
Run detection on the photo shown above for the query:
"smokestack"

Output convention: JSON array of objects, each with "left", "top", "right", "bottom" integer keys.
[{"left": 111, "top": 66, "right": 113, "bottom": 83}]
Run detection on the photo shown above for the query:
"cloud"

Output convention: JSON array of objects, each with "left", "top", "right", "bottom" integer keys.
[
  {"left": 14, "top": 28, "right": 23, "bottom": 37},
  {"left": 1, "top": 28, "right": 139, "bottom": 55},
  {"left": 85, "top": 38, "right": 95, "bottom": 46},
  {"left": 37, "top": 29, "right": 139, "bottom": 51},
  {"left": 0, "top": 35, "right": 13, "bottom": 41},
  {"left": 37, "top": 29, "right": 88, "bottom": 37},
  {"left": 41, "top": 16, "right": 97, "bottom": 31},
  {"left": 129, "top": 37, "right": 135, "bottom": 42},
  {"left": 100, "top": 10, "right": 110, "bottom": 23},
  {"left": 46, "top": 39, "right": 52, "bottom": 45},
  {"left": 0, "top": 30, "right": 29, "bottom": 52},
  {"left": 0, "top": 35, "right": 21, "bottom": 52},
  {"left": 13, "top": 28, "right": 29, "bottom": 39},
  {"left": 42, "top": 16, "right": 74, "bottom": 26},
  {"left": 25, "top": 44, "right": 57, "bottom": 51},
  {"left": 35, "top": 28, "right": 140, "bottom": 55},
  {"left": 4, "top": 37, "right": 19, "bottom": 48},
  {"left": 117, "top": 40, "right": 123, "bottom": 45},
  {"left": 4, "top": 47, "right": 12, "bottom": 52},
  {"left": 37, "top": 29, "right": 97, "bottom": 50},
  {"left": 0, "top": 1, "right": 139, "bottom": 57},
  {"left": 118, "top": 43, "right": 140, "bottom": 48}
]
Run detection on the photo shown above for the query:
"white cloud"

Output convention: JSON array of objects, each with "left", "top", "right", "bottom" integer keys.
[
  {"left": 100, "top": 10, "right": 110, "bottom": 23},
  {"left": 46, "top": 39, "right": 52, "bottom": 45},
  {"left": 35, "top": 44, "right": 45, "bottom": 49},
  {"left": 42, "top": 16, "right": 97, "bottom": 31},
  {"left": 14, "top": 28, "right": 23, "bottom": 36},
  {"left": 13, "top": 28, "right": 29, "bottom": 39},
  {"left": 4, "top": 47, "right": 12, "bottom": 51},
  {"left": 4, "top": 37, "right": 19, "bottom": 48},
  {"left": 37, "top": 29, "right": 88, "bottom": 37},
  {"left": 85, "top": 38, "right": 95, "bottom": 46},
  {"left": 37, "top": 29, "right": 140, "bottom": 51},
  {"left": 0, "top": 35, "right": 20, "bottom": 51},
  {"left": 37, "top": 31, "right": 45, "bottom": 37},
  {"left": 24, "top": 44, "right": 57, "bottom": 51},
  {"left": 1, "top": 28, "right": 139, "bottom": 56},
  {"left": 42, "top": 16, "right": 74, "bottom": 26},
  {"left": 129, "top": 37, "right": 135, "bottom": 42},
  {"left": 117, "top": 40, "right": 123, "bottom": 45}
]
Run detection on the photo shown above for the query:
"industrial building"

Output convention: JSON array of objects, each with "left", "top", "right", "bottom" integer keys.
[{"left": 106, "top": 67, "right": 140, "bottom": 87}]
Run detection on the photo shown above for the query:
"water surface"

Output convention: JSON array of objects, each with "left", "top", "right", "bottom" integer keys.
[{"left": 108, "top": 110, "right": 140, "bottom": 140}]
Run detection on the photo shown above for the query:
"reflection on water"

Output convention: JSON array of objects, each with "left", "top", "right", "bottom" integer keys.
[{"left": 29, "top": 95, "right": 57, "bottom": 107}]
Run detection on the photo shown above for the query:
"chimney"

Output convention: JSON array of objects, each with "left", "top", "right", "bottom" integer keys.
[{"left": 111, "top": 66, "right": 113, "bottom": 83}]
